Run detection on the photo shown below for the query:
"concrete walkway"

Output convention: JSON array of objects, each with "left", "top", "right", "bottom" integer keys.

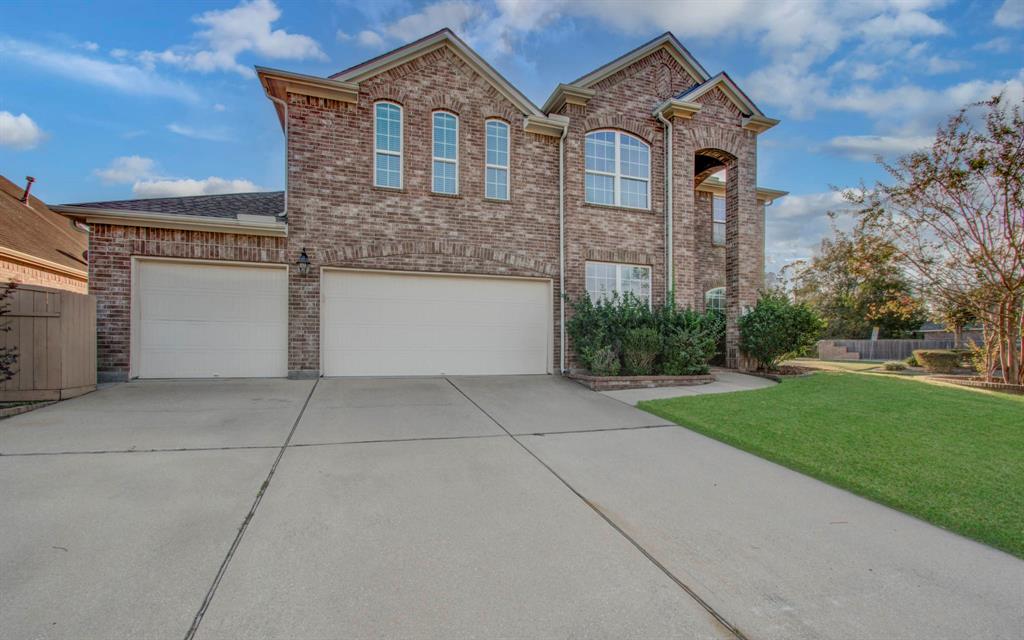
[
  {"left": 601, "top": 369, "right": 777, "bottom": 405},
  {"left": 1, "top": 376, "right": 1021, "bottom": 639}
]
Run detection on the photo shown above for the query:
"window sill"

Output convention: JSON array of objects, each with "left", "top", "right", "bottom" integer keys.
[
  {"left": 482, "top": 196, "right": 512, "bottom": 204},
  {"left": 581, "top": 201, "right": 657, "bottom": 215},
  {"left": 372, "top": 185, "right": 405, "bottom": 194},
  {"left": 429, "top": 191, "right": 462, "bottom": 199}
]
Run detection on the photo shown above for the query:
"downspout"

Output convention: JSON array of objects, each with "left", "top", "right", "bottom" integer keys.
[
  {"left": 656, "top": 109, "right": 673, "bottom": 302},
  {"left": 266, "top": 93, "right": 289, "bottom": 219},
  {"left": 559, "top": 123, "right": 568, "bottom": 374}
]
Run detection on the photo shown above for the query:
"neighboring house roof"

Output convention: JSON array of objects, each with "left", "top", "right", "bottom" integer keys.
[
  {"left": 0, "top": 175, "right": 88, "bottom": 277},
  {"left": 53, "top": 191, "right": 287, "bottom": 238},
  {"left": 919, "top": 322, "right": 983, "bottom": 332}
]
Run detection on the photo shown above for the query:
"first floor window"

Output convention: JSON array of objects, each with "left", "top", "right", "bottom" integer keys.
[
  {"left": 374, "top": 101, "right": 402, "bottom": 188},
  {"left": 712, "top": 196, "right": 726, "bottom": 245},
  {"left": 432, "top": 111, "right": 458, "bottom": 194},
  {"left": 585, "top": 262, "right": 652, "bottom": 305},
  {"left": 485, "top": 119, "right": 509, "bottom": 200},
  {"left": 705, "top": 287, "right": 725, "bottom": 313}
]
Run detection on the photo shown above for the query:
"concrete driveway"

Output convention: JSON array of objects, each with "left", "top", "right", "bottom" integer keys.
[{"left": 1, "top": 376, "right": 1021, "bottom": 639}]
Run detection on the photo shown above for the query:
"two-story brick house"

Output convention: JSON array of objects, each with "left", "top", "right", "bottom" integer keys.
[{"left": 56, "top": 29, "right": 785, "bottom": 381}]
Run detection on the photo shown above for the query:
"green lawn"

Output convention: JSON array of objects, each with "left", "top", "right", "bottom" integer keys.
[{"left": 639, "top": 372, "right": 1024, "bottom": 558}]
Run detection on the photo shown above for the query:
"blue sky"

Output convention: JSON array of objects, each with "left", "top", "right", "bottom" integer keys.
[{"left": 1, "top": 0, "right": 1022, "bottom": 271}]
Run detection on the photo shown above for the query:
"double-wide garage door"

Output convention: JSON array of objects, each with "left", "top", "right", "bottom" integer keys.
[
  {"left": 134, "top": 262, "right": 549, "bottom": 378},
  {"left": 322, "top": 270, "right": 550, "bottom": 376},
  {"left": 134, "top": 260, "right": 288, "bottom": 378}
]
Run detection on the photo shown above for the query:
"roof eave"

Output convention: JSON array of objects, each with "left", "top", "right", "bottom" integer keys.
[
  {"left": 653, "top": 98, "right": 702, "bottom": 120},
  {"left": 52, "top": 206, "right": 288, "bottom": 238},
  {"left": 569, "top": 32, "right": 711, "bottom": 89},
  {"left": 257, "top": 66, "right": 360, "bottom": 129},
  {"left": 541, "top": 83, "right": 596, "bottom": 114},
  {"left": 0, "top": 246, "right": 87, "bottom": 280}
]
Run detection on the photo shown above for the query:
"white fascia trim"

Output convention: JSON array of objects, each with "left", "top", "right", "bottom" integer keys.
[
  {"left": 570, "top": 33, "right": 711, "bottom": 89},
  {"left": 0, "top": 246, "right": 88, "bottom": 279},
  {"left": 52, "top": 206, "right": 287, "bottom": 237},
  {"left": 332, "top": 30, "right": 545, "bottom": 119},
  {"left": 696, "top": 178, "right": 789, "bottom": 204},
  {"left": 257, "top": 66, "right": 359, "bottom": 103}
]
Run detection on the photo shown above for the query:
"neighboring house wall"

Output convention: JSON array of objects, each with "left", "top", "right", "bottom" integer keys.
[
  {"left": 87, "top": 224, "right": 287, "bottom": 377},
  {"left": 284, "top": 45, "right": 561, "bottom": 376},
  {"left": 1, "top": 256, "right": 87, "bottom": 294}
]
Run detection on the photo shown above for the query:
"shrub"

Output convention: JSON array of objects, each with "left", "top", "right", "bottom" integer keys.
[
  {"left": 582, "top": 344, "right": 620, "bottom": 376},
  {"left": 883, "top": 361, "right": 907, "bottom": 371},
  {"left": 566, "top": 292, "right": 723, "bottom": 376},
  {"left": 904, "top": 353, "right": 919, "bottom": 367},
  {"left": 913, "top": 349, "right": 961, "bottom": 374},
  {"left": 622, "top": 327, "right": 661, "bottom": 375},
  {"left": 738, "top": 292, "right": 825, "bottom": 371}
]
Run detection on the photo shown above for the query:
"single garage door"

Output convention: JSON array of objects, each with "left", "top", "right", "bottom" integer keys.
[
  {"left": 134, "top": 260, "right": 287, "bottom": 378},
  {"left": 322, "top": 270, "right": 550, "bottom": 376}
]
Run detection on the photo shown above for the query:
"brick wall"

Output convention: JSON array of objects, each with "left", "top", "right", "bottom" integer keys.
[
  {"left": 87, "top": 224, "right": 287, "bottom": 379},
  {"left": 1, "top": 258, "right": 87, "bottom": 294},
  {"left": 284, "top": 46, "right": 561, "bottom": 375}
]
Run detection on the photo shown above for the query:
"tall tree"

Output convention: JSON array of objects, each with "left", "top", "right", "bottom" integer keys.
[
  {"left": 848, "top": 95, "right": 1023, "bottom": 384},
  {"left": 787, "top": 225, "right": 927, "bottom": 339}
]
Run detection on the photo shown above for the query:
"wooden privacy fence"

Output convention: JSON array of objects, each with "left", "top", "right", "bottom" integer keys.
[
  {"left": 1, "top": 285, "right": 96, "bottom": 401},
  {"left": 818, "top": 339, "right": 955, "bottom": 362}
]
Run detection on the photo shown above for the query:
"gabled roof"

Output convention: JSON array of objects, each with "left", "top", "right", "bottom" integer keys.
[
  {"left": 330, "top": 28, "right": 546, "bottom": 119},
  {"left": 0, "top": 175, "right": 87, "bottom": 277},
  {"left": 570, "top": 32, "right": 711, "bottom": 88},
  {"left": 674, "top": 72, "right": 779, "bottom": 132},
  {"left": 542, "top": 32, "right": 710, "bottom": 113}
]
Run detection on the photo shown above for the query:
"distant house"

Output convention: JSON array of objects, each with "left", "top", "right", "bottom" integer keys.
[
  {"left": 916, "top": 322, "right": 984, "bottom": 346},
  {"left": 1, "top": 175, "right": 88, "bottom": 293}
]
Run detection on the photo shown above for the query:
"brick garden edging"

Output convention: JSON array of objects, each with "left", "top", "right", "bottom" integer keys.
[
  {"left": 567, "top": 371, "right": 715, "bottom": 391},
  {"left": 0, "top": 400, "right": 56, "bottom": 420},
  {"left": 928, "top": 375, "right": 1024, "bottom": 395}
]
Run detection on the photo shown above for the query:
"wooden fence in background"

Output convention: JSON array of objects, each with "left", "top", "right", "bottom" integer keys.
[
  {"left": 1, "top": 285, "right": 96, "bottom": 401},
  {"left": 818, "top": 339, "right": 955, "bottom": 362}
]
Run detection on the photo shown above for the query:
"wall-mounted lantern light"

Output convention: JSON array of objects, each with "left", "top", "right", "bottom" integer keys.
[{"left": 297, "top": 248, "right": 310, "bottom": 276}]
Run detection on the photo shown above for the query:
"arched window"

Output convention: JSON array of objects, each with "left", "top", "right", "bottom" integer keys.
[
  {"left": 705, "top": 287, "right": 725, "bottom": 314},
  {"left": 432, "top": 111, "right": 458, "bottom": 194},
  {"left": 485, "top": 119, "right": 510, "bottom": 200},
  {"left": 584, "top": 130, "right": 649, "bottom": 209},
  {"left": 374, "top": 101, "right": 402, "bottom": 188}
]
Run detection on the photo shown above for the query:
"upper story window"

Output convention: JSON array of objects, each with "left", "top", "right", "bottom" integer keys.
[
  {"left": 374, "top": 102, "right": 402, "bottom": 189},
  {"left": 712, "top": 196, "right": 726, "bottom": 245},
  {"left": 485, "top": 120, "right": 510, "bottom": 200},
  {"left": 585, "top": 261, "right": 652, "bottom": 306},
  {"left": 585, "top": 130, "right": 649, "bottom": 209},
  {"left": 432, "top": 111, "right": 458, "bottom": 195},
  {"left": 705, "top": 287, "right": 725, "bottom": 313}
]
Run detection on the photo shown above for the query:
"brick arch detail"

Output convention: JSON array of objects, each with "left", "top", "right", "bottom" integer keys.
[
  {"left": 482, "top": 106, "right": 521, "bottom": 124},
  {"left": 582, "top": 115, "right": 656, "bottom": 144},
  {"left": 426, "top": 94, "right": 466, "bottom": 115},
  {"left": 369, "top": 86, "right": 408, "bottom": 106},
  {"left": 320, "top": 241, "right": 557, "bottom": 277}
]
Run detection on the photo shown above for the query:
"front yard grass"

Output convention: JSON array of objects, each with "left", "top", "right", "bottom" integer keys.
[{"left": 638, "top": 371, "right": 1024, "bottom": 558}]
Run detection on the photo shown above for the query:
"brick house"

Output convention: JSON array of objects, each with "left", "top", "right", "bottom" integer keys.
[{"left": 55, "top": 29, "right": 785, "bottom": 381}]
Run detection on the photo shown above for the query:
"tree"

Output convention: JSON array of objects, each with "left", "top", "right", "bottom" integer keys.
[
  {"left": 787, "top": 225, "right": 927, "bottom": 339},
  {"left": 1, "top": 282, "right": 18, "bottom": 384},
  {"left": 847, "top": 95, "right": 1023, "bottom": 384},
  {"left": 738, "top": 292, "right": 825, "bottom": 372}
]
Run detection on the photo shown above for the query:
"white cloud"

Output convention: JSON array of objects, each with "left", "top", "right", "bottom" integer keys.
[
  {"left": 0, "top": 111, "right": 46, "bottom": 150},
  {"left": 994, "top": 0, "right": 1024, "bottom": 28},
  {"left": 139, "top": 0, "right": 325, "bottom": 76},
  {"left": 356, "top": 30, "right": 386, "bottom": 47},
  {"left": 823, "top": 135, "right": 933, "bottom": 161},
  {"left": 94, "top": 155, "right": 157, "bottom": 183},
  {"left": 132, "top": 177, "right": 264, "bottom": 198},
  {"left": 976, "top": 36, "right": 1013, "bottom": 53},
  {"left": 384, "top": 1, "right": 482, "bottom": 41},
  {"left": 858, "top": 10, "right": 948, "bottom": 40},
  {"left": 924, "top": 55, "right": 966, "bottom": 75},
  {"left": 212, "top": 103, "right": 227, "bottom": 112},
  {"left": 167, "top": 123, "right": 232, "bottom": 142},
  {"left": 109, "top": 48, "right": 129, "bottom": 59},
  {"left": 765, "top": 190, "right": 858, "bottom": 269},
  {"left": 0, "top": 38, "right": 199, "bottom": 103},
  {"left": 77, "top": 41, "right": 100, "bottom": 51}
]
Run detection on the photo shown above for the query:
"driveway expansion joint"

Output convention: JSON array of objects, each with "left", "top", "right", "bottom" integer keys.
[
  {"left": 443, "top": 377, "right": 748, "bottom": 640},
  {"left": 183, "top": 378, "right": 320, "bottom": 640}
]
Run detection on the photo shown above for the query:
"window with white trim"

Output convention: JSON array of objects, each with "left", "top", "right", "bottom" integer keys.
[
  {"left": 585, "top": 262, "right": 652, "bottom": 305},
  {"left": 432, "top": 111, "right": 458, "bottom": 194},
  {"left": 485, "top": 119, "right": 509, "bottom": 200},
  {"left": 712, "top": 196, "right": 726, "bottom": 245},
  {"left": 705, "top": 287, "right": 725, "bottom": 313},
  {"left": 374, "top": 102, "right": 402, "bottom": 188},
  {"left": 585, "top": 130, "right": 649, "bottom": 209}
]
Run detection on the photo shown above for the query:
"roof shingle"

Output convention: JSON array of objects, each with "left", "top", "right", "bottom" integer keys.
[{"left": 59, "top": 191, "right": 285, "bottom": 221}]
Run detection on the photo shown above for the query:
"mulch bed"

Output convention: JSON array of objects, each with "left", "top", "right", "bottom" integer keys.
[{"left": 928, "top": 375, "right": 1024, "bottom": 395}]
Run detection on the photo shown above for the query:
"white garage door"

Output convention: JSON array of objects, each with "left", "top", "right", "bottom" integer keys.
[
  {"left": 322, "top": 270, "right": 550, "bottom": 376},
  {"left": 134, "top": 260, "right": 287, "bottom": 378}
]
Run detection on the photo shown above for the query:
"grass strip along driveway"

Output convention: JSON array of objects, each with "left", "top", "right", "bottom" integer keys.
[{"left": 639, "top": 371, "right": 1024, "bottom": 558}]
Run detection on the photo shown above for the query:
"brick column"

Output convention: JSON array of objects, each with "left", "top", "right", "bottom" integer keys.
[
  {"left": 724, "top": 140, "right": 762, "bottom": 369},
  {"left": 671, "top": 126, "right": 698, "bottom": 308}
]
